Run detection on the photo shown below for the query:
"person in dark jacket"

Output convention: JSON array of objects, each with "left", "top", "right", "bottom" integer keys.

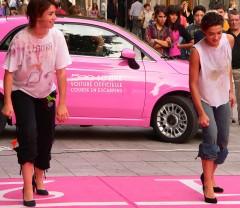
[{"left": 107, "top": 0, "right": 117, "bottom": 23}]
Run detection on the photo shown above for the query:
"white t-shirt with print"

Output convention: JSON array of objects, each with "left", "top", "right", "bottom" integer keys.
[{"left": 3, "top": 27, "right": 72, "bottom": 98}]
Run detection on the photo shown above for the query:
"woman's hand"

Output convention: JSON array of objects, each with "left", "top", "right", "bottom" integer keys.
[
  {"left": 198, "top": 113, "right": 209, "bottom": 128},
  {"left": 1, "top": 103, "right": 13, "bottom": 119},
  {"left": 56, "top": 104, "right": 69, "bottom": 123}
]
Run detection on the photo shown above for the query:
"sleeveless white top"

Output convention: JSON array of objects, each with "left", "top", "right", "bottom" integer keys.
[{"left": 194, "top": 33, "right": 232, "bottom": 107}]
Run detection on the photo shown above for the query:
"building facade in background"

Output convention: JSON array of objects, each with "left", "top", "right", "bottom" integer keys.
[
  {"left": 74, "top": 0, "right": 238, "bottom": 14},
  {"left": 68, "top": 0, "right": 238, "bottom": 29}
]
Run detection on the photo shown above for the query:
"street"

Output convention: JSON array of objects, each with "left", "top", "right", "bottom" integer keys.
[
  {"left": 0, "top": 123, "right": 240, "bottom": 177},
  {"left": 0, "top": 123, "right": 240, "bottom": 207}
]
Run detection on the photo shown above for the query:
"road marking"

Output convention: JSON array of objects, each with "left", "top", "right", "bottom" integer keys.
[
  {"left": 0, "top": 202, "right": 129, "bottom": 207},
  {"left": 155, "top": 178, "right": 240, "bottom": 197},
  {"left": 136, "top": 201, "right": 240, "bottom": 206},
  {"left": 0, "top": 180, "right": 63, "bottom": 201},
  {"left": 1, "top": 176, "right": 240, "bottom": 207}
]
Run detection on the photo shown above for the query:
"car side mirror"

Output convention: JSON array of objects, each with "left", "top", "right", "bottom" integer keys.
[
  {"left": 121, "top": 48, "right": 136, "bottom": 59},
  {"left": 121, "top": 48, "right": 140, "bottom": 70}
]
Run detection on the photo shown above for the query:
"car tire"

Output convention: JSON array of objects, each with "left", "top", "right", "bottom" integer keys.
[
  {"left": 0, "top": 98, "right": 7, "bottom": 134},
  {"left": 152, "top": 95, "right": 198, "bottom": 143}
]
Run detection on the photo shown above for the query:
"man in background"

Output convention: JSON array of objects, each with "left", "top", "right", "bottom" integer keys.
[
  {"left": 227, "top": 9, "right": 240, "bottom": 124},
  {"left": 129, "top": 0, "right": 143, "bottom": 38}
]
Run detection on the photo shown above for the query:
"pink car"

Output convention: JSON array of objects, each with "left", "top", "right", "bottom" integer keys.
[{"left": 0, "top": 16, "right": 198, "bottom": 143}]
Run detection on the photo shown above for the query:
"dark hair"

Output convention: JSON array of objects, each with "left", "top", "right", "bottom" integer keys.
[
  {"left": 144, "top": 3, "right": 150, "bottom": 8},
  {"left": 27, "top": 0, "right": 58, "bottom": 28},
  {"left": 154, "top": 5, "right": 167, "bottom": 19},
  {"left": 193, "top": 5, "right": 206, "bottom": 15},
  {"left": 92, "top": 3, "right": 98, "bottom": 10},
  {"left": 200, "top": 12, "right": 224, "bottom": 31},
  {"left": 228, "top": 9, "right": 239, "bottom": 16},
  {"left": 212, "top": 3, "right": 226, "bottom": 11},
  {"left": 167, "top": 4, "right": 181, "bottom": 16},
  {"left": 154, "top": 4, "right": 165, "bottom": 12},
  {"left": 166, "top": 5, "right": 181, "bottom": 30}
]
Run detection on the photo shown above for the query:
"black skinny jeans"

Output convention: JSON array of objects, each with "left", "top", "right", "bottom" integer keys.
[{"left": 12, "top": 90, "right": 56, "bottom": 170}]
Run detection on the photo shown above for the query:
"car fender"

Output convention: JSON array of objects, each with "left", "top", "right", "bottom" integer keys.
[{"left": 143, "top": 73, "right": 190, "bottom": 126}]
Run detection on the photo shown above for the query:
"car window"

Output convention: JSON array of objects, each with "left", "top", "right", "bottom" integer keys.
[
  {"left": 55, "top": 23, "right": 149, "bottom": 60},
  {"left": 0, "top": 26, "right": 25, "bottom": 51},
  {"left": 0, "top": 22, "right": 152, "bottom": 61}
]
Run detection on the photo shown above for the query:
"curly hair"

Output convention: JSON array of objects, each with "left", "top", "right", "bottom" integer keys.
[{"left": 200, "top": 11, "right": 224, "bottom": 31}]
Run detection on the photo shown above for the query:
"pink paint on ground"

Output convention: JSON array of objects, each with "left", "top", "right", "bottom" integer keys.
[{"left": 0, "top": 176, "right": 240, "bottom": 207}]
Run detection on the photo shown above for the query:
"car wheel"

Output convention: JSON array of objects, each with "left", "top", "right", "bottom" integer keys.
[
  {"left": 152, "top": 95, "right": 198, "bottom": 143},
  {"left": 0, "top": 98, "right": 7, "bottom": 134}
]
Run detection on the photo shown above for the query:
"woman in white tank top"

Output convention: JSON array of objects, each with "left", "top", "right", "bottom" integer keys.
[{"left": 189, "top": 12, "right": 235, "bottom": 204}]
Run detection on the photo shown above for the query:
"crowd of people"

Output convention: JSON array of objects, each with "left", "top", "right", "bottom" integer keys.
[
  {"left": 129, "top": 0, "right": 239, "bottom": 60},
  {"left": 0, "top": 0, "right": 101, "bottom": 17}
]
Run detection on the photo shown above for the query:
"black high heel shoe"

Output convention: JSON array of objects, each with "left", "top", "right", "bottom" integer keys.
[
  {"left": 32, "top": 176, "right": 49, "bottom": 196},
  {"left": 22, "top": 188, "right": 36, "bottom": 207},
  {"left": 204, "top": 195, "right": 217, "bottom": 204},
  {"left": 200, "top": 173, "right": 224, "bottom": 193},
  {"left": 23, "top": 199, "right": 36, "bottom": 207}
]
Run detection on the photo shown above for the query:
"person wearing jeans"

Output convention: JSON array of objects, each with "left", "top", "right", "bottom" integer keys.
[{"left": 189, "top": 12, "right": 235, "bottom": 204}]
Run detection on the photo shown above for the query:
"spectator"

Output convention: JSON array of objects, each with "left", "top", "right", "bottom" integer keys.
[
  {"left": 59, "top": 0, "right": 72, "bottom": 15},
  {"left": 145, "top": 5, "right": 171, "bottom": 56},
  {"left": 107, "top": 0, "right": 117, "bottom": 23},
  {"left": 69, "top": 5, "right": 82, "bottom": 16},
  {"left": 209, "top": 0, "right": 218, "bottom": 10},
  {"left": 187, "top": 5, "right": 206, "bottom": 44},
  {"left": 138, "top": 3, "right": 153, "bottom": 39},
  {"left": 2, "top": 0, "right": 9, "bottom": 16},
  {"left": 228, "top": 0, "right": 237, "bottom": 11},
  {"left": 9, "top": 0, "right": 18, "bottom": 15},
  {"left": 0, "top": 3, "right": 4, "bottom": 16},
  {"left": 212, "top": 3, "right": 229, "bottom": 32},
  {"left": 17, "top": 0, "right": 27, "bottom": 15},
  {"left": 88, "top": 3, "right": 100, "bottom": 18},
  {"left": 182, "top": 5, "right": 206, "bottom": 59},
  {"left": 55, "top": 2, "right": 67, "bottom": 15},
  {"left": 117, "top": 0, "right": 125, "bottom": 27},
  {"left": 129, "top": 0, "right": 143, "bottom": 38},
  {"left": 166, "top": 5, "right": 193, "bottom": 59},
  {"left": 227, "top": 9, "right": 240, "bottom": 124},
  {"left": 180, "top": 13, "right": 188, "bottom": 28},
  {"left": 181, "top": 0, "right": 193, "bottom": 24}
]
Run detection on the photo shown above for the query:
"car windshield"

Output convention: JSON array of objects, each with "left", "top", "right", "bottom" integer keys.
[{"left": 111, "top": 23, "right": 164, "bottom": 57}]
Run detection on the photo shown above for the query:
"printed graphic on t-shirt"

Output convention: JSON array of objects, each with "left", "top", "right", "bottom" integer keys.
[{"left": 26, "top": 42, "right": 53, "bottom": 86}]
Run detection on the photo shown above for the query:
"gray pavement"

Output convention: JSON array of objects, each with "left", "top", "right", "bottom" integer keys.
[{"left": 0, "top": 120, "right": 240, "bottom": 178}]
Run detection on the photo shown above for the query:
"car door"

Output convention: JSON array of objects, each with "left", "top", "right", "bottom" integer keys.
[{"left": 55, "top": 23, "right": 146, "bottom": 119}]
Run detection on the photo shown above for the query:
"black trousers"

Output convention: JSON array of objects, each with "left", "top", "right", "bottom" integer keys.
[{"left": 12, "top": 90, "right": 56, "bottom": 170}]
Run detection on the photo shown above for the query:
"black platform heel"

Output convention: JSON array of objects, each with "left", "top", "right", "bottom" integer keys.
[
  {"left": 22, "top": 188, "right": 36, "bottom": 207},
  {"left": 32, "top": 176, "right": 49, "bottom": 195},
  {"left": 23, "top": 199, "right": 36, "bottom": 207},
  {"left": 204, "top": 195, "right": 217, "bottom": 204},
  {"left": 200, "top": 173, "right": 224, "bottom": 193}
]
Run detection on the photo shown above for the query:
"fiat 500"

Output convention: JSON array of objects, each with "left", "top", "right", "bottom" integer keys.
[{"left": 0, "top": 16, "right": 198, "bottom": 143}]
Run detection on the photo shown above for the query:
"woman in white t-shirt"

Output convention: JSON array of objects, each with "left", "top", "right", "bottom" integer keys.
[
  {"left": 1, "top": 0, "right": 71, "bottom": 206},
  {"left": 189, "top": 12, "right": 235, "bottom": 204}
]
